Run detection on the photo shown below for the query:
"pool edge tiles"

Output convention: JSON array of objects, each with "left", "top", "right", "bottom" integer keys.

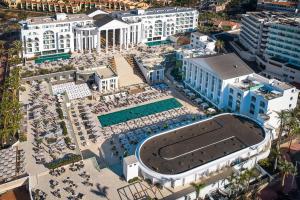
[{"left": 98, "top": 98, "right": 182, "bottom": 127}]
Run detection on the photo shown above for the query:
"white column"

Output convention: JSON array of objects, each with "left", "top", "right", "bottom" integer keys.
[
  {"left": 106, "top": 29, "right": 108, "bottom": 53},
  {"left": 89, "top": 30, "right": 92, "bottom": 52},
  {"left": 97, "top": 30, "right": 101, "bottom": 53},
  {"left": 132, "top": 25, "right": 135, "bottom": 45},
  {"left": 126, "top": 28, "right": 130, "bottom": 49},
  {"left": 113, "top": 28, "right": 115, "bottom": 52},
  {"left": 80, "top": 32, "right": 83, "bottom": 52}
]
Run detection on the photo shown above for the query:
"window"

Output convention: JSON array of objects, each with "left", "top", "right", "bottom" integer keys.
[
  {"left": 260, "top": 101, "right": 265, "bottom": 108},
  {"left": 236, "top": 100, "right": 240, "bottom": 112},
  {"left": 249, "top": 103, "right": 255, "bottom": 115},
  {"left": 289, "top": 104, "right": 292, "bottom": 108},
  {"left": 229, "top": 88, "right": 233, "bottom": 94},
  {"left": 228, "top": 95, "right": 233, "bottom": 108},
  {"left": 290, "top": 97, "right": 293, "bottom": 100},
  {"left": 237, "top": 92, "right": 242, "bottom": 100},
  {"left": 251, "top": 96, "right": 256, "bottom": 102},
  {"left": 259, "top": 109, "right": 264, "bottom": 114}
]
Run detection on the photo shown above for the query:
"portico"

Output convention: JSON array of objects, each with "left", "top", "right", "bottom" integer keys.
[{"left": 94, "top": 15, "right": 132, "bottom": 53}]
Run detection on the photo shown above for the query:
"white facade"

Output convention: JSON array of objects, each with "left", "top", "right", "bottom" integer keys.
[
  {"left": 133, "top": 53, "right": 165, "bottom": 84},
  {"left": 20, "top": 13, "right": 91, "bottom": 58},
  {"left": 135, "top": 113, "right": 271, "bottom": 189},
  {"left": 239, "top": 12, "right": 300, "bottom": 83},
  {"left": 20, "top": 7, "right": 199, "bottom": 59},
  {"left": 183, "top": 53, "right": 299, "bottom": 138},
  {"left": 176, "top": 32, "right": 216, "bottom": 61},
  {"left": 123, "top": 155, "right": 139, "bottom": 182},
  {"left": 113, "top": 7, "right": 198, "bottom": 43},
  {"left": 190, "top": 32, "right": 215, "bottom": 51}
]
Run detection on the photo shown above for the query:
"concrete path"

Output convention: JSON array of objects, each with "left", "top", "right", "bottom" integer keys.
[{"left": 114, "top": 54, "right": 144, "bottom": 87}]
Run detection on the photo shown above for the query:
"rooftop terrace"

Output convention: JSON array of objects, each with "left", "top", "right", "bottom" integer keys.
[
  {"left": 138, "top": 114, "right": 265, "bottom": 175},
  {"left": 134, "top": 52, "right": 165, "bottom": 70}
]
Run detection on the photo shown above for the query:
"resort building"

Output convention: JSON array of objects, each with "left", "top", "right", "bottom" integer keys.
[
  {"left": 190, "top": 32, "right": 216, "bottom": 51},
  {"left": 176, "top": 32, "right": 216, "bottom": 61},
  {"left": 20, "top": 7, "right": 199, "bottom": 59},
  {"left": 133, "top": 52, "right": 165, "bottom": 84},
  {"left": 93, "top": 67, "right": 119, "bottom": 93},
  {"left": 235, "top": 11, "right": 300, "bottom": 83},
  {"left": 126, "top": 114, "right": 271, "bottom": 194},
  {"left": 2, "top": 0, "right": 149, "bottom": 13},
  {"left": 112, "top": 7, "right": 199, "bottom": 43},
  {"left": 183, "top": 53, "right": 299, "bottom": 138}
]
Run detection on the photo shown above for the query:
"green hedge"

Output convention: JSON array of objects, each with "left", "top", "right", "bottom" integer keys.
[
  {"left": 56, "top": 108, "right": 64, "bottom": 120},
  {"left": 60, "top": 121, "right": 68, "bottom": 136},
  {"left": 45, "top": 154, "right": 82, "bottom": 169}
]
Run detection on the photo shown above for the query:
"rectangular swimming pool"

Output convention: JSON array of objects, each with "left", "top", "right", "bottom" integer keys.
[{"left": 98, "top": 98, "right": 182, "bottom": 127}]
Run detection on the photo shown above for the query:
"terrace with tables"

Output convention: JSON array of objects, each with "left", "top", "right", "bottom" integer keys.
[{"left": 21, "top": 81, "right": 79, "bottom": 169}]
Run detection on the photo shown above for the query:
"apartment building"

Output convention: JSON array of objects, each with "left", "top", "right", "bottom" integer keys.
[
  {"left": 20, "top": 7, "right": 198, "bottom": 59},
  {"left": 257, "top": 0, "right": 300, "bottom": 13},
  {"left": 238, "top": 11, "right": 300, "bottom": 83},
  {"left": 183, "top": 53, "right": 298, "bottom": 138}
]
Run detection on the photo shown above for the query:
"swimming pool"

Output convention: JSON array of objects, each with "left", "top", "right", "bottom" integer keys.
[
  {"left": 98, "top": 98, "right": 182, "bottom": 127},
  {"left": 146, "top": 40, "right": 173, "bottom": 47}
]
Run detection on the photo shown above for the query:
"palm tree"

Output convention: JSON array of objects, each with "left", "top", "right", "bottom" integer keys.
[
  {"left": 215, "top": 40, "right": 224, "bottom": 53},
  {"left": 278, "top": 159, "right": 297, "bottom": 188},
  {"left": 190, "top": 182, "right": 205, "bottom": 200},
  {"left": 241, "top": 169, "right": 257, "bottom": 191},
  {"left": 287, "top": 120, "right": 300, "bottom": 153},
  {"left": 285, "top": 108, "right": 300, "bottom": 153},
  {"left": 12, "top": 40, "right": 23, "bottom": 61},
  {"left": 274, "top": 110, "right": 289, "bottom": 171}
]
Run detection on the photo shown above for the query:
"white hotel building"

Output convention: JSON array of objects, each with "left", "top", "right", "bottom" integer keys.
[
  {"left": 183, "top": 53, "right": 298, "bottom": 139},
  {"left": 20, "top": 7, "right": 198, "bottom": 59},
  {"left": 236, "top": 11, "right": 300, "bottom": 83},
  {"left": 124, "top": 113, "right": 272, "bottom": 199}
]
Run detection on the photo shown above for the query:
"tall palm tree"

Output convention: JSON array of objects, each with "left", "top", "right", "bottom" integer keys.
[
  {"left": 215, "top": 40, "right": 224, "bottom": 53},
  {"left": 274, "top": 110, "right": 289, "bottom": 171},
  {"left": 287, "top": 120, "right": 300, "bottom": 153},
  {"left": 190, "top": 182, "right": 205, "bottom": 200},
  {"left": 278, "top": 159, "right": 297, "bottom": 188},
  {"left": 12, "top": 40, "right": 23, "bottom": 61}
]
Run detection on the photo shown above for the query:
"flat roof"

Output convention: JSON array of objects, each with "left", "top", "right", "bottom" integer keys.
[
  {"left": 95, "top": 67, "right": 117, "bottom": 79},
  {"left": 190, "top": 53, "right": 254, "bottom": 80},
  {"left": 139, "top": 114, "right": 265, "bottom": 175},
  {"left": 25, "top": 14, "right": 91, "bottom": 25}
]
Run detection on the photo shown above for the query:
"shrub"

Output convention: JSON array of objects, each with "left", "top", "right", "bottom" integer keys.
[
  {"left": 154, "top": 182, "right": 163, "bottom": 189},
  {"left": 46, "top": 137, "right": 57, "bottom": 144},
  {"left": 145, "top": 178, "right": 152, "bottom": 185},
  {"left": 19, "top": 132, "right": 27, "bottom": 142},
  {"left": 60, "top": 121, "right": 68, "bottom": 136},
  {"left": 64, "top": 136, "right": 71, "bottom": 145},
  {"left": 128, "top": 177, "right": 139, "bottom": 183},
  {"left": 45, "top": 154, "right": 82, "bottom": 169},
  {"left": 56, "top": 108, "right": 64, "bottom": 119}
]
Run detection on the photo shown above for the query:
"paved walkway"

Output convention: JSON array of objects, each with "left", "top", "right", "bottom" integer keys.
[{"left": 114, "top": 54, "right": 144, "bottom": 87}]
